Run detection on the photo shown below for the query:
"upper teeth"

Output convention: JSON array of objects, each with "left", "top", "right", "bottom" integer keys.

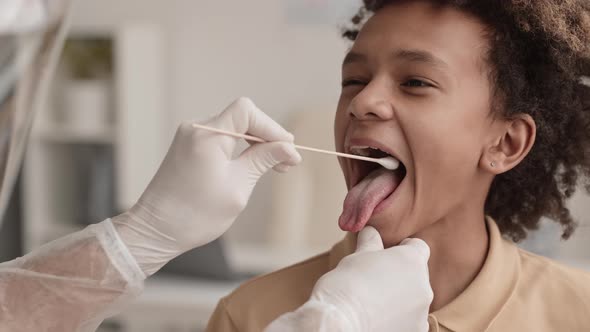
[
  {"left": 349, "top": 145, "right": 401, "bottom": 170},
  {"left": 350, "top": 146, "right": 385, "bottom": 157}
]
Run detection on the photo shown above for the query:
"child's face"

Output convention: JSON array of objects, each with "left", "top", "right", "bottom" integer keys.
[{"left": 334, "top": 1, "right": 495, "bottom": 246}]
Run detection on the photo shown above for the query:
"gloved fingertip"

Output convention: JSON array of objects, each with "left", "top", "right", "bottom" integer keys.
[
  {"left": 179, "top": 121, "right": 197, "bottom": 135},
  {"left": 235, "top": 96, "right": 257, "bottom": 109},
  {"left": 273, "top": 164, "right": 291, "bottom": 173},
  {"left": 278, "top": 142, "right": 302, "bottom": 165},
  {"left": 292, "top": 150, "right": 303, "bottom": 165},
  {"left": 240, "top": 141, "right": 301, "bottom": 177},
  {"left": 286, "top": 132, "right": 295, "bottom": 143},
  {"left": 355, "top": 226, "right": 384, "bottom": 252},
  {"left": 400, "top": 238, "right": 431, "bottom": 260}
]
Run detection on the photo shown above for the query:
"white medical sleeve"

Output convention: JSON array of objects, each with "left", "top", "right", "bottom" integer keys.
[
  {"left": 265, "top": 300, "right": 355, "bottom": 332},
  {"left": 0, "top": 219, "right": 146, "bottom": 332}
]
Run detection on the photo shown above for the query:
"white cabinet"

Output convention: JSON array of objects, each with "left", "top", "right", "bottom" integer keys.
[
  {"left": 22, "top": 24, "right": 166, "bottom": 252},
  {"left": 114, "top": 24, "right": 167, "bottom": 211}
]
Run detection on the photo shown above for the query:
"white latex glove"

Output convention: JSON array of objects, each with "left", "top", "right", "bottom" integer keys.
[
  {"left": 113, "top": 97, "right": 302, "bottom": 276},
  {"left": 266, "top": 227, "right": 433, "bottom": 332}
]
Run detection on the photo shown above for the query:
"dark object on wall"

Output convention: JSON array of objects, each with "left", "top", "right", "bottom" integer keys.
[
  {"left": 160, "top": 238, "right": 257, "bottom": 281},
  {"left": 0, "top": 174, "right": 22, "bottom": 262},
  {"left": 73, "top": 144, "right": 116, "bottom": 225}
]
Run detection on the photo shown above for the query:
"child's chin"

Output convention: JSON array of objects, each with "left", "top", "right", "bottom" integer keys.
[{"left": 366, "top": 218, "right": 409, "bottom": 248}]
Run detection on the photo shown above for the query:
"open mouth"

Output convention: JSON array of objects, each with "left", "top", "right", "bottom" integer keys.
[
  {"left": 338, "top": 144, "right": 407, "bottom": 232},
  {"left": 348, "top": 145, "right": 407, "bottom": 187}
]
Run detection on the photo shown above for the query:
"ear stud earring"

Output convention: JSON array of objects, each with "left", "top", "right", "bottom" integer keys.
[{"left": 490, "top": 161, "right": 496, "bottom": 167}]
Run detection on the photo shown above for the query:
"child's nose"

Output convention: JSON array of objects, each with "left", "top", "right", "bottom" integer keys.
[{"left": 348, "top": 82, "right": 395, "bottom": 121}]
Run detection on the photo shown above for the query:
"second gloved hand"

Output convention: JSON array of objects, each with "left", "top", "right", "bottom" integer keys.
[
  {"left": 266, "top": 227, "right": 433, "bottom": 332},
  {"left": 113, "top": 97, "right": 302, "bottom": 276},
  {"left": 312, "top": 228, "right": 433, "bottom": 332}
]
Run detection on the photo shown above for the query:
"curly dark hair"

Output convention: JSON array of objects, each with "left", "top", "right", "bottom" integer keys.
[{"left": 342, "top": 0, "right": 590, "bottom": 242}]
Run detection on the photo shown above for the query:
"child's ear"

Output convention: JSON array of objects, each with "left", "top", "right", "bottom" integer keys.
[{"left": 480, "top": 114, "right": 536, "bottom": 174}]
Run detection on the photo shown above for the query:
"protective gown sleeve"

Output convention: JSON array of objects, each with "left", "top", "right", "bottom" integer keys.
[
  {"left": 264, "top": 300, "right": 354, "bottom": 332},
  {"left": 0, "top": 218, "right": 146, "bottom": 332}
]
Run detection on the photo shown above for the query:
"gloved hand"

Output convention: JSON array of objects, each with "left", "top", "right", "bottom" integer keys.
[
  {"left": 266, "top": 227, "right": 433, "bottom": 332},
  {"left": 112, "top": 97, "right": 302, "bottom": 276}
]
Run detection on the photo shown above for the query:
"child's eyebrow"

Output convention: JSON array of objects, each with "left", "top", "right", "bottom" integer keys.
[
  {"left": 342, "top": 49, "right": 449, "bottom": 70},
  {"left": 395, "top": 49, "right": 449, "bottom": 70},
  {"left": 342, "top": 51, "right": 367, "bottom": 67}
]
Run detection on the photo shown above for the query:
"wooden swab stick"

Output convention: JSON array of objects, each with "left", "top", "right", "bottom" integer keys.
[{"left": 191, "top": 123, "right": 400, "bottom": 170}]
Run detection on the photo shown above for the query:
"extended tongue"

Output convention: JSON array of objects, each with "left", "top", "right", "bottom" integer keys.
[{"left": 339, "top": 168, "right": 399, "bottom": 232}]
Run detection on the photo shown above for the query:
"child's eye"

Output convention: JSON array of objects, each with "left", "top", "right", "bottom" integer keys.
[
  {"left": 341, "top": 79, "right": 367, "bottom": 87},
  {"left": 401, "top": 79, "right": 432, "bottom": 88}
]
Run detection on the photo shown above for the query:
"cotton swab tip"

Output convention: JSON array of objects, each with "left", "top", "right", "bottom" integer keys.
[{"left": 378, "top": 157, "right": 400, "bottom": 170}]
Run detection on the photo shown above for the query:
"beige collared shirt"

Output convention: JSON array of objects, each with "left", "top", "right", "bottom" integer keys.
[{"left": 206, "top": 218, "right": 590, "bottom": 331}]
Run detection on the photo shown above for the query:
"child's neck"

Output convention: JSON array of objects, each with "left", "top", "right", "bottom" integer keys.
[{"left": 416, "top": 205, "right": 490, "bottom": 312}]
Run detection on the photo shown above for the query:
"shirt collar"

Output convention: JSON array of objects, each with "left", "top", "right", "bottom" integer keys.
[
  {"left": 432, "top": 217, "right": 520, "bottom": 331},
  {"left": 327, "top": 217, "right": 521, "bottom": 331}
]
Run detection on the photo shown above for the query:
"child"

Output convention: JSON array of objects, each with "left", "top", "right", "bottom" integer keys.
[{"left": 207, "top": 1, "right": 590, "bottom": 331}]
